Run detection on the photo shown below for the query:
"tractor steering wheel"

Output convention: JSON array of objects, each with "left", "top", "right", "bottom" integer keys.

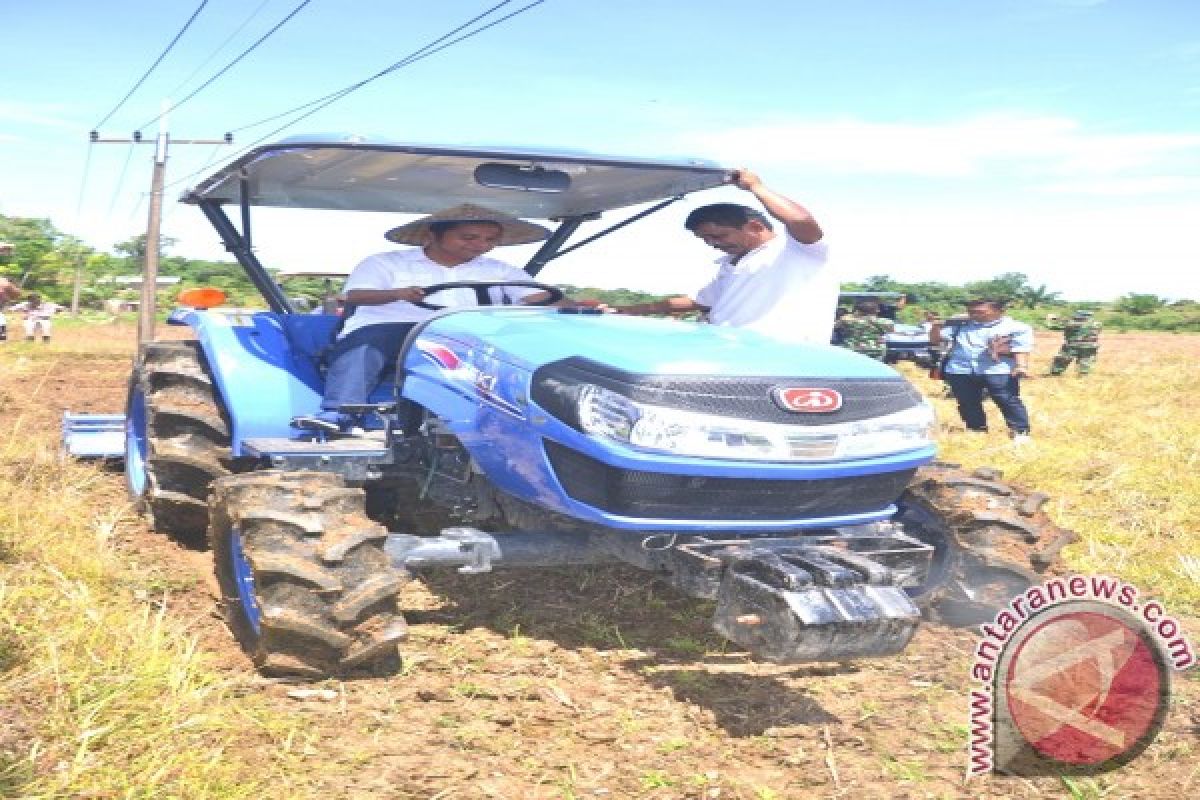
[{"left": 412, "top": 280, "right": 564, "bottom": 310}]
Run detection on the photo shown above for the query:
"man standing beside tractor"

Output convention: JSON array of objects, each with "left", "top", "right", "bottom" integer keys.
[
  {"left": 1046, "top": 310, "right": 1102, "bottom": 376},
  {"left": 610, "top": 169, "right": 836, "bottom": 345}
]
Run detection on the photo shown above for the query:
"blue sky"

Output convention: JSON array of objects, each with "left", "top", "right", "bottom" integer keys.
[{"left": 3, "top": 0, "right": 1199, "bottom": 300}]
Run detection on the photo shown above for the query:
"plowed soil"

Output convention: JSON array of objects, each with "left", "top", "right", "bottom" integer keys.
[{"left": 7, "top": 324, "right": 1198, "bottom": 799}]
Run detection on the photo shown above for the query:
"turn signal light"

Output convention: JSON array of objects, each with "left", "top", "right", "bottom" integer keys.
[{"left": 177, "top": 287, "right": 227, "bottom": 309}]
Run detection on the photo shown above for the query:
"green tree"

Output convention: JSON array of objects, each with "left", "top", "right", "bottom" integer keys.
[
  {"left": 1014, "top": 283, "right": 1062, "bottom": 308},
  {"left": 113, "top": 233, "right": 179, "bottom": 266},
  {"left": 964, "top": 272, "right": 1030, "bottom": 306},
  {"left": 862, "top": 274, "right": 901, "bottom": 292},
  {"left": 0, "top": 215, "right": 61, "bottom": 288},
  {"left": 1115, "top": 293, "right": 1166, "bottom": 315}
]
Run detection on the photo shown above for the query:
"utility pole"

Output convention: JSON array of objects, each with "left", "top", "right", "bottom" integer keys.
[
  {"left": 70, "top": 248, "right": 84, "bottom": 315},
  {"left": 90, "top": 121, "right": 230, "bottom": 348}
]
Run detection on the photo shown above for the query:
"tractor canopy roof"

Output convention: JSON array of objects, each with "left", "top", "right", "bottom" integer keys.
[{"left": 183, "top": 134, "right": 732, "bottom": 218}]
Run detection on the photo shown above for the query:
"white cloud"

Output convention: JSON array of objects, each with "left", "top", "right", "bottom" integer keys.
[
  {"left": 674, "top": 114, "right": 1200, "bottom": 183},
  {"left": 0, "top": 101, "right": 78, "bottom": 130},
  {"left": 823, "top": 201, "right": 1200, "bottom": 301},
  {"left": 1038, "top": 176, "right": 1200, "bottom": 195}
]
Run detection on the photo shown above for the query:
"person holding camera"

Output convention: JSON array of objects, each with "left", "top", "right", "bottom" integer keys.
[{"left": 928, "top": 299, "right": 1034, "bottom": 443}]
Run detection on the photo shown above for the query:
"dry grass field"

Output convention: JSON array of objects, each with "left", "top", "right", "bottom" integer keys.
[{"left": 0, "top": 319, "right": 1196, "bottom": 799}]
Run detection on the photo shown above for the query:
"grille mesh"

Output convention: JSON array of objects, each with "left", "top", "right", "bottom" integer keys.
[
  {"left": 531, "top": 358, "right": 923, "bottom": 427},
  {"left": 544, "top": 440, "right": 914, "bottom": 521}
]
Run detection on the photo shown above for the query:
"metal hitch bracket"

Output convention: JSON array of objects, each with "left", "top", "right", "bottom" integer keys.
[
  {"left": 711, "top": 544, "right": 921, "bottom": 663},
  {"left": 383, "top": 524, "right": 928, "bottom": 664}
]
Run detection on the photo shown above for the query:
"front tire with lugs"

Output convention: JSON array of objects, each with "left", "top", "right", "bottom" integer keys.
[
  {"left": 209, "top": 470, "right": 409, "bottom": 678},
  {"left": 897, "top": 463, "right": 1077, "bottom": 626}
]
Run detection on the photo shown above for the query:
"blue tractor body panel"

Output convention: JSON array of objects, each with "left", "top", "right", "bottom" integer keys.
[
  {"left": 414, "top": 309, "right": 900, "bottom": 378},
  {"left": 159, "top": 306, "right": 933, "bottom": 531},
  {"left": 171, "top": 309, "right": 330, "bottom": 454},
  {"left": 399, "top": 309, "right": 935, "bottom": 531}
]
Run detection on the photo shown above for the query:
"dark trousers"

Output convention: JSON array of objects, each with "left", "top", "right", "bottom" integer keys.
[
  {"left": 321, "top": 323, "right": 416, "bottom": 410},
  {"left": 944, "top": 373, "right": 1030, "bottom": 434}
]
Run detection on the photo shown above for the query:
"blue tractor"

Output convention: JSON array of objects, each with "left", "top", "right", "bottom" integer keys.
[{"left": 87, "top": 137, "right": 1073, "bottom": 678}]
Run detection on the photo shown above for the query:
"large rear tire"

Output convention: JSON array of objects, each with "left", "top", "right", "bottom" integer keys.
[
  {"left": 125, "top": 341, "right": 231, "bottom": 540},
  {"left": 209, "top": 470, "right": 409, "bottom": 678},
  {"left": 897, "top": 463, "right": 1077, "bottom": 626}
]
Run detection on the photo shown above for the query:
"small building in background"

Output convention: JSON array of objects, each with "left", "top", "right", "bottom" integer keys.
[
  {"left": 97, "top": 275, "right": 181, "bottom": 289},
  {"left": 96, "top": 275, "right": 180, "bottom": 313}
]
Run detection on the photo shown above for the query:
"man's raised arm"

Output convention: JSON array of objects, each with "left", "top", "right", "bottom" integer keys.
[{"left": 733, "top": 169, "right": 823, "bottom": 244}]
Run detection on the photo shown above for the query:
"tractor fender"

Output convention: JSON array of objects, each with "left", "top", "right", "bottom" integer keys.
[{"left": 174, "top": 310, "right": 328, "bottom": 454}]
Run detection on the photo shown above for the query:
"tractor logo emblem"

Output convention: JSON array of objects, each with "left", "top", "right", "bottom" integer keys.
[{"left": 772, "top": 387, "right": 842, "bottom": 413}]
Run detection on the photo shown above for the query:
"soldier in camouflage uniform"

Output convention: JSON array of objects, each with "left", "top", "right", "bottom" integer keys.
[
  {"left": 834, "top": 300, "right": 894, "bottom": 360},
  {"left": 1047, "top": 310, "right": 1101, "bottom": 375}
]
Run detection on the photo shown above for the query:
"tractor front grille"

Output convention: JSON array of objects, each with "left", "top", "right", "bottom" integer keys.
[{"left": 543, "top": 440, "right": 914, "bottom": 521}]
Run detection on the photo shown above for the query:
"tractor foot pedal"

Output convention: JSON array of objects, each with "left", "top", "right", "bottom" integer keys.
[
  {"left": 336, "top": 403, "right": 398, "bottom": 415},
  {"left": 290, "top": 414, "right": 364, "bottom": 437},
  {"left": 711, "top": 546, "right": 920, "bottom": 663}
]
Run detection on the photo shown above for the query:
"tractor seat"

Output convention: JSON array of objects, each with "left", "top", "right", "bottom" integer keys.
[
  {"left": 278, "top": 313, "right": 402, "bottom": 400},
  {"left": 279, "top": 313, "right": 342, "bottom": 374}
]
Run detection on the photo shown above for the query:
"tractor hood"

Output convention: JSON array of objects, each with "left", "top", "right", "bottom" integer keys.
[
  {"left": 183, "top": 135, "right": 730, "bottom": 218},
  {"left": 418, "top": 308, "right": 898, "bottom": 379}
]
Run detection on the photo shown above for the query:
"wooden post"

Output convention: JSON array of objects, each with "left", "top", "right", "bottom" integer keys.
[{"left": 138, "top": 131, "right": 168, "bottom": 347}]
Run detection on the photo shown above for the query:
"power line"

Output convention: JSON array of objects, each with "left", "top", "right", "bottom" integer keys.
[
  {"left": 107, "top": 144, "right": 138, "bottom": 215},
  {"left": 92, "top": 0, "right": 210, "bottom": 130},
  {"left": 166, "top": 0, "right": 275, "bottom": 99},
  {"left": 229, "top": 0, "right": 525, "bottom": 135},
  {"left": 248, "top": 0, "right": 546, "bottom": 142},
  {"left": 135, "top": 0, "right": 313, "bottom": 132},
  {"left": 74, "top": 142, "right": 96, "bottom": 224},
  {"left": 163, "top": 0, "right": 545, "bottom": 192}
]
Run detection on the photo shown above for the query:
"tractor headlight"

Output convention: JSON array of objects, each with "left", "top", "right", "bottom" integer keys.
[{"left": 577, "top": 384, "right": 934, "bottom": 462}]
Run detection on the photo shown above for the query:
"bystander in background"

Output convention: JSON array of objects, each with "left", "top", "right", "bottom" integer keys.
[
  {"left": 1046, "top": 310, "right": 1101, "bottom": 376},
  {"left": 833, "top": 300, "right": 894, "bottom": 360},
  {"left": 929, "top": 299, "right": 1035, "bottom": 444}
]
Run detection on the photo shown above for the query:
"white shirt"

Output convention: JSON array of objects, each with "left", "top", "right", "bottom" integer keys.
[
  {"left": 10, "top": 301, "right": 62, "bottom": 321},
  {"left": 694, "top": 234, "right": 836, "bottom": 345},
  {"left": 340, "top": 248, "right": 540, "bottom": 337}
]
